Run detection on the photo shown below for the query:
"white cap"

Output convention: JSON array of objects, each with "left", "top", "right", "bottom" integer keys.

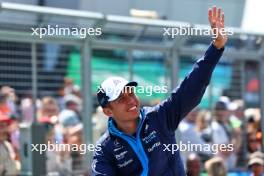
[{"left": 97, "top": 77, "right": 137, "bottom": 107}]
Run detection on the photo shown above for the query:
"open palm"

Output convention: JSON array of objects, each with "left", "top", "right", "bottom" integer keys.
[{"left": 208, "top": 6, "right": 228, "bottom": 49}]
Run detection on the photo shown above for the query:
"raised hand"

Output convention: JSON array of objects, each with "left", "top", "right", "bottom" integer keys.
[{"left": 208, "top": 6, "right": 228, "bottom": 49}]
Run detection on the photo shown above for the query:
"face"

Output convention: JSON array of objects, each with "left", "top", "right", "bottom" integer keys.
[
  {"left": 68, "top": 102, "right": 80, "bottom": 112},
  {"left": 248, "top": 137, "right": 261, "bottom": 152},
  {"left": 252, "top": 164, "right": 263, "bottom": 176},
  {"left": 235, "top": 108, "right": 244, "bottom": 119},
  {"left": 197, "top": 118, "right": 208, "bottom": 130},
  {"left": 215, "top": 110, "right": 230, "bottom": 122},
  {"left": 187, "top": 159, "right": 200, "bottom": 176},
  {"left": 186, "top": 110, "right": 198, "bottom": 122},
  {"left": 103, "top": 87, "right": 140, "bottom": 123}
]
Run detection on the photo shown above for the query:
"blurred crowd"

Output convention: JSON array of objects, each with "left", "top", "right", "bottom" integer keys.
[
  {"left": 0, "top": 78, "right": 107, "bottom": 175},
  {"left": 0, "top": 78, "right": 263, "bottom": 175},
  {"left": 179, "top": 97, "right": 264, "bottom": 176}
]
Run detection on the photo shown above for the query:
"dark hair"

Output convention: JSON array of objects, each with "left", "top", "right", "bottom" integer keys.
[
  {"left": 97, "top": 86, "right": 109, "bottom": 108},
  {"left": 65, "top": 100, "right": 77, "bottom": 107},
  {"left": 214, "top": 101, "right": 228, "bottom": 111}
]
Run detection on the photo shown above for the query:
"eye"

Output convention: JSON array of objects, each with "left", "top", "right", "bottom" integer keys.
[{"left": 117, "top": 96, "right": 125, "bottom": 103}]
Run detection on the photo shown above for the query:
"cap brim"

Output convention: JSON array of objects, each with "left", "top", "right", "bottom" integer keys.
[{"left": 126, "top": 81, "right": 138, "bottom": 87}]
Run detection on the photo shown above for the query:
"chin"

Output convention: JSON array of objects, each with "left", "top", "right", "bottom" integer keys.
[
  {"left": 128, "top": 110, "right": 140, "bottom": 119},
  {"left": 134, "top": 110, "right": 140, "bottom": 118}
]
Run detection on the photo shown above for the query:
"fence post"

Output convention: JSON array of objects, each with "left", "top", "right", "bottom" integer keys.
[
  {"left": 31, "top": 43, "right": 37, "bottom": 122},
  {"left": 260, "top": 59, "right": 264, "bottom": 152},
  {"left": 81, "top": 39, "right": 93, "bottom": 167},
  {"left": 128, "top": 49, "right": 133, "bottom": 81}
]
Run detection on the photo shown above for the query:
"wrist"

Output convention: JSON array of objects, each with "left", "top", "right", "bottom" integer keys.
[{"left": 213, "top": 39, "right": 224, "bottom": 49}]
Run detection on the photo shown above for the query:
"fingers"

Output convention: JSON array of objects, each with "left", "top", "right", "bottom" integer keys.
[
  {"left": 208, "top": 8, "right": 212, "bottom": 21},
  {"left": 213, "top": 6, "right": 217, "bottom": 19},
  {"left": 217, "top": 8, "right": 221, "bottom": 21},
  {"left": 208, "top": 8, "right": 212, "bottom": 18},
  {"left": 209, "top": 6, "right": 223, "bottom": 19},
  {"left": 208, "top": 6, "right": 224, "bottom": 25},
  {"left": 221, "top": 13, "right": 225, "bottom": 26}
]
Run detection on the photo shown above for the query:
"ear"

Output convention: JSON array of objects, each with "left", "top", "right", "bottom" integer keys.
[{"left": 103, "top": 107, "right": 113, "bottom": 117}]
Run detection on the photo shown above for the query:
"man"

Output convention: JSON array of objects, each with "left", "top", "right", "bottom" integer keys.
[
  {"left": 179, "top": 108, "right": 212, "bottom": 165},
  {"left": 211, "top": 98, "right": 237, "bottom": 170},
  {"left": 92, "top": 6, "right": 227, "bottom": 176},
  {"left": 58, "top": 94, "right": 82, "bottom": 127},
  {"left": 186, "top": 153, "right": 201, "bottom": 176},
  {"left": 0, "top": 115, "right": 19, "bottom": 175},
  {"left": 248, "top": 153, "right": 264, "bottom": 176},
  {"left": 205, "top": 157, "right": 227, "bottom": 176}
]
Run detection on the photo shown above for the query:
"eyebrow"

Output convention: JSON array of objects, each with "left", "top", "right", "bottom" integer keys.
[
  {"left": 115, "top": 93, "right": 125, "bottom": 102},
  {"left": 116, "top": 95, "right": 123, "bottom": 100}
]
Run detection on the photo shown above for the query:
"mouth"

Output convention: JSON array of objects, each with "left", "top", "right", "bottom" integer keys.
[{"left": 128, "top": 105, "right": 138, "bottom": 112}]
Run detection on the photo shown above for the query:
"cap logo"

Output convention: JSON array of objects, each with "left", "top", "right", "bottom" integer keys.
[{"left": 113, "top": 79, "right": 122, "bottom": 85}]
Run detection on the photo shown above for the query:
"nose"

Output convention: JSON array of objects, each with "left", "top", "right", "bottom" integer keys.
[{"left": 127, "top": 96, "right": 135, "bottom": 105}]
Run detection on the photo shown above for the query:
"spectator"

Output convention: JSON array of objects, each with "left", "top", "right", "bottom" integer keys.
[
  {"left": 229, "top": 99, "right": 243, "bottom": 146},
  {"left": 247, "top": 132, "right": 262, "bottom": 154},
  {"left": 0, "top": 91, "right": 21, "bottom": 157},
  {"left": 245, "top": 108, "right": 261, "bottom": 135},
  {"left": 229, "top": 99, "right": 244, "bottom": 129},
  {"left": 8, "top": 119, "right": 20, "bottom": 161},
  {"left": 44, "top": 120, "right": 72, "bottom": 175},
  {"left": 229, "top": 99, "right": 248, "bottom": 167},
  {"left": 58, "top": 94, "right": 81, "bottom": 128},
  {"left": 0, "top": 86, "right": 19, "bottom": 120},
  {"left": 72, "top": 85, "right": 81, "bottom": 98},
  {"left": 210, "top": 98, "right": 237, "bottom": 170},
  {"left": 57, "top": 77, "right": 81, "bottom": 110},
  {"left": 0, "top": 116, "right": 20, "bottom": 175},
  {"left": 38, "top": 96, "right": 64, "bottom": 143},
  {"left": 195, "top": 109, "right": 212, "bottom": 143},
  {"left": 248, "top": 153, "right": 264, "bottom": 176},
  {"left": 0, "top": 93, "right": 11, "bottom": 120},
  {"left": 20, "top": 92, "right": 35, "bottom": 123},
  {"left": 179, "top": 108, "right": 212, "bottom": 166},
  {"left": 205, "top": 157, "right": 227, "bottom": 176},
  {"left": 38, "top": 96, "right": 59, "bottom": 123},
  {"left": 64, "top": 124, "right": 88, "bottom": 174},
  {"left": 186, "top": 153, "right": 201, "bottom": 176},
  {"left": 245, "top": 108, "right": 262, "bottom": 162},
  {"left": 63, "top": 77, "right": 75, "bottom": 95},
  {"left": 57, "top": 87, "right": 66, "bottom": 111}
]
